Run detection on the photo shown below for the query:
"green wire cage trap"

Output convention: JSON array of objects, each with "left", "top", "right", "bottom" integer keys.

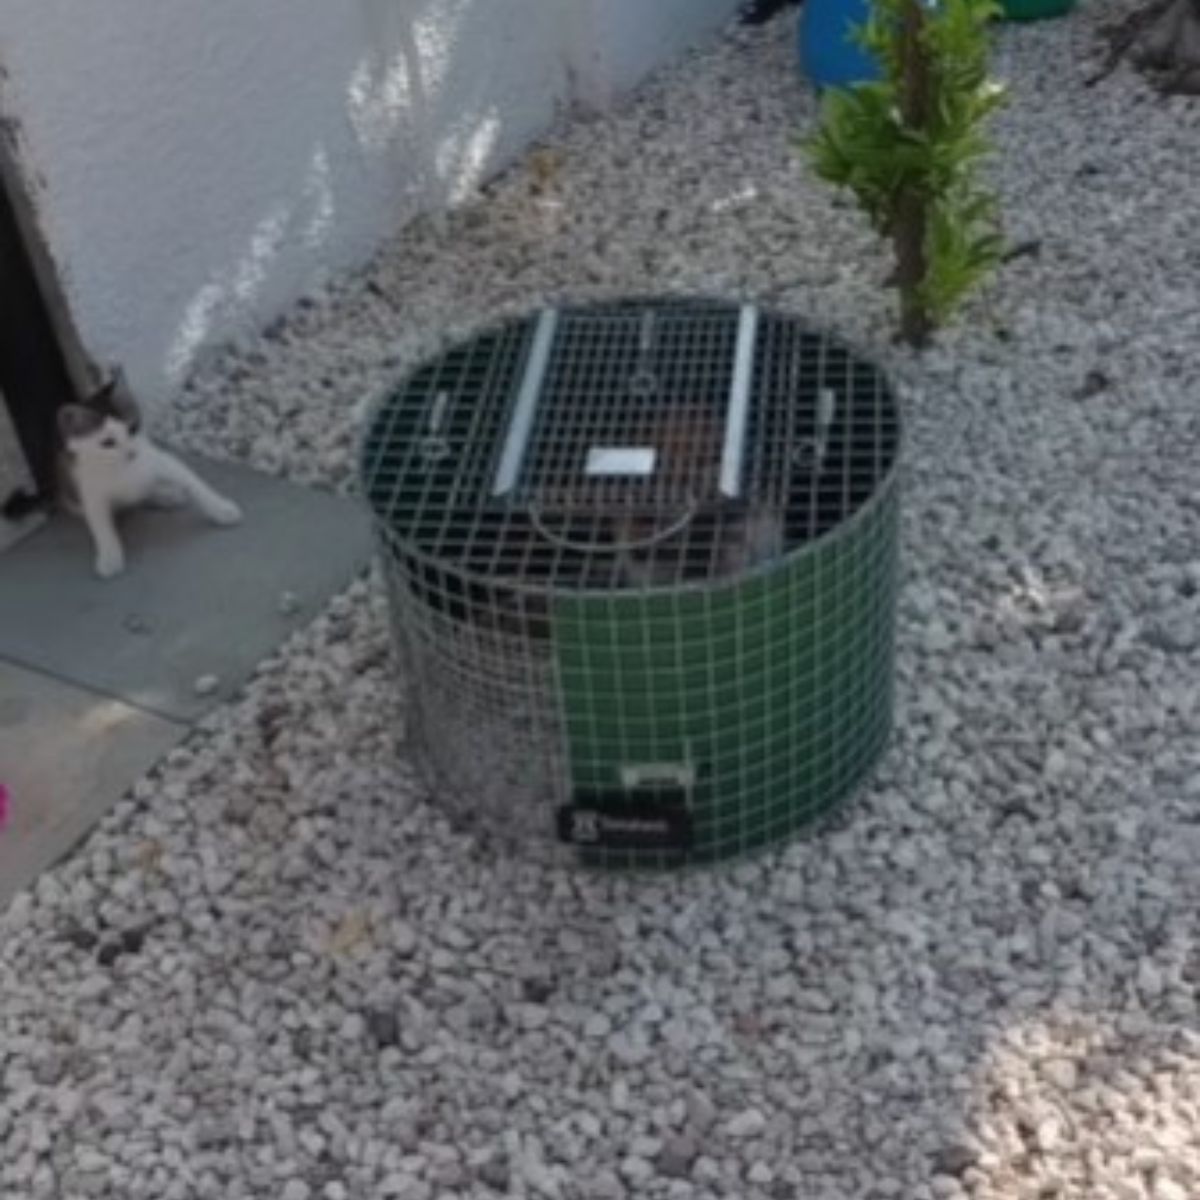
[{"left": 361, "top": 297, "right": 902, "bottom": 868}]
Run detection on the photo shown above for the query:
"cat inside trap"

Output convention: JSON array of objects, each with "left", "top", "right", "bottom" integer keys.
[{"left": 2, "top": 367, "right": 242, "bottom": 579}]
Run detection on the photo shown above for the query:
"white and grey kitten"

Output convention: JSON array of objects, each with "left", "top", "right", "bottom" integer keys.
[{"left": 57, "top": 371, "right": 242, "bottom": 578}]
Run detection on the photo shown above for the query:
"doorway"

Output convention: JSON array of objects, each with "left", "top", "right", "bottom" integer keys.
[{"left": 0, "top": 129, "right": 90, "bottom": 549}]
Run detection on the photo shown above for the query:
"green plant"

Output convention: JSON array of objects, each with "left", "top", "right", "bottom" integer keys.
[{"left": 803, "top": 0, "right": 1007, "bottom": 346}]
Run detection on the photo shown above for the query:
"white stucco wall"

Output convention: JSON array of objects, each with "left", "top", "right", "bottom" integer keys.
[{"left": 0, "top": 0, "right": 740, "bottom": 410}]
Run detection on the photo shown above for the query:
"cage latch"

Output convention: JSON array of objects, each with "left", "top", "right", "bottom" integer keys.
[
  {"left": 628, "top": 310, "right": 659, "bottom": 397},
  {"left": 792, "top": 387, "right": 838, "bottom": 474},
  {"left": 417, "top": 390, "right": 451, "bottom": 469}
]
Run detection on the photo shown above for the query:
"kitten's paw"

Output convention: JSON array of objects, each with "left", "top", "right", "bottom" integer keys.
[
  {"left": 95, "top": 549, "right": 125, "bottom": 578},
  {"left": 207, "top": 498, "right": 243, "bottom": 527}
]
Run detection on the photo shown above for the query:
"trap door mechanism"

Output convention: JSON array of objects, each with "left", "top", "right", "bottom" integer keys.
[{"left": 489, "top": 304, "right": 760, "bottom": 510}]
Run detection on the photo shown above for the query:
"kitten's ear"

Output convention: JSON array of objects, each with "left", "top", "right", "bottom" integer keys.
[
  {"left": 108, "top": 367, "right": 142, "bottom": 430},
  {"left": 58, "top": 404, "right": 99, "bottom": 440}
]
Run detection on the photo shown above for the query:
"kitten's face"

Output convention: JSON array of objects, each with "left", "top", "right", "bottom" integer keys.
[
  {"left": 66, "top": 415, "right": 138, "bottom": 464},
  {"left": 58, "top": 374, "right": 142, "bottom": 464}
]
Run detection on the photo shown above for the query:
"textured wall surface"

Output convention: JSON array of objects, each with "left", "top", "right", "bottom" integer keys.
[{"left": 0, "top": 0, "right": 740, "bottom": 409}]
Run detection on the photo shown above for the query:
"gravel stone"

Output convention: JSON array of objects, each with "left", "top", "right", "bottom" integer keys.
[
  {"left": 1154, "top": 1179, "right": 1189, "bottom": 1200},
  {"left": 379, "top": 1176, "right": 426, "bottom": 1199},
  {"left": 338, "top": 1011, "right": 366, "bottom": 1041},
  {"left": 656, "top": 1134, "right": 698, "bottom": 1179},
  {"left": 476, "top": 1158, "right": 510, "bottom": 1192},
  {"left": 584, "top": 1011, "right": 613, "bottom": 1040},
  {"left": 392, "top": 921, "right": 418, "bottom": 957},
  {"left": 583, "top": 1170, "right": 626, "bottom": 1200},
  {"left": 725, "top": 1109, "right": 767, "bottom": 1139},
  {"left": 684, "top": 1089, "right": 718, "bottom": 1134},
  {"left": 1040, "top": 1057, "right": 1079, "bottom": 1092},
  {"left": 930, "top": 1144, "right": 977, "bottom": 1177},
  {"left": 366, "top": 1007, "right": 401, "bottom": 1048},
  {"left": 747, "top": 1161, "right": 774, "bottom": 1185},
  {"left": 619, "top": 1156, "right": 654, "bottom": 1185}
]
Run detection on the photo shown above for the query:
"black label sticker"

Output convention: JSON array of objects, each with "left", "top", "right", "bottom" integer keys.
[{"left": 557, "top": 786, "right": 694, "bottom": 851}]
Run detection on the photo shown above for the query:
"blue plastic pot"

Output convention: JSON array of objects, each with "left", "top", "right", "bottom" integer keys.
[{"left": 797, "top": 0, "right": 881, "bottom": 89}]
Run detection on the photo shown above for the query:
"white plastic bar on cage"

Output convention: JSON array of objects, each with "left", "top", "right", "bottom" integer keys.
[
  {"left": 814, "top": 387, "right": 837, "bottom": 472},
  {"left": 491, "top": 307, "right": 559, "bottom": 497},
  {"left": 719, "top": 304, "right": 758, "bottom": 499},
  {"left": 585, "top": 446, "right": 658, "bottom": 477}
]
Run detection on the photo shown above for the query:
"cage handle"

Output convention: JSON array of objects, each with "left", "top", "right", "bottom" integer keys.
[{"left": 527, "top": 498, "right": 698, "bottom": 554}]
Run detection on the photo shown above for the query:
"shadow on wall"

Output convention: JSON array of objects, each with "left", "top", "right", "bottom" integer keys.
[{"left": 164, "top": 0, "right": 544, "bottom": 391}]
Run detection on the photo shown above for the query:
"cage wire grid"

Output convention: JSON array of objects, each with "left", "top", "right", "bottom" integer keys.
[{"left": 361, "top": 297, "right": 901, "bottom": 867}]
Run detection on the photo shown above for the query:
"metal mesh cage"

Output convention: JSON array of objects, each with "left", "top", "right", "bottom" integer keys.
[{"left": 361, "top": 297, "right": 901, "bottom": 867}]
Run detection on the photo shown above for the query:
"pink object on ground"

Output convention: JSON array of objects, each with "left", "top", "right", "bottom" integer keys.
[{"left": 0, "top": 784, "right": 8, "bottom": 829}]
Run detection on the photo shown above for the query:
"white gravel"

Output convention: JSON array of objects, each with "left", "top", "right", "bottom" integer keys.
[{"left": 6, "top": 5, "right": 1200, "bottom": 1199}]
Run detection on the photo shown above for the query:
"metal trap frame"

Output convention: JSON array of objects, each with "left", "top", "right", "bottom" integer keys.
[{"left": 361, "top": 297, "right": 902, "bottom": 867}]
